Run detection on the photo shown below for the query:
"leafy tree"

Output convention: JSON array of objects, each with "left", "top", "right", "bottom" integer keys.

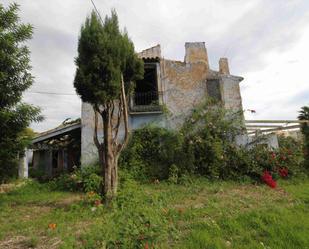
[
  {"left": 0, "top": 3, "right": 42, "bottom": 182},
  {"left": 298, "top": 105, "right": 309, "bottom": 170},
  {"left": 74, "top": 10, "right": 143, "bottom": 202}
]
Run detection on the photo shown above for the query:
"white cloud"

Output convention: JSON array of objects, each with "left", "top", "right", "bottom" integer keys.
[
  {"left": 242, "top": 24, "right": 309, "bottom": 120},
  {"left": 2, "top": 0, "right": 309, "bottom": 131}
]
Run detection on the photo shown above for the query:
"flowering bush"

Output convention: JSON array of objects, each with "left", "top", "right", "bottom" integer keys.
[{"left": 277, "top": 135, "right": 305, "bottom": 176}]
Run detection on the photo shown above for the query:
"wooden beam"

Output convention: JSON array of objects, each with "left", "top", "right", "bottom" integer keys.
[
  {"left": 245, "top": 120, "right": 309, "bottom": 124},
  {"left": 246, "top": 125, "right": 282, "bottom": 128},
  {"left": 247, "top": 125, "right": 301, "bottom": 135}
]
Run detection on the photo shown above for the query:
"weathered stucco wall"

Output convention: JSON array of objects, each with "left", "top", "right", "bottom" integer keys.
[
  {"left": 220, "top": 75, "right": 244, "bottom": 111},
  {"left": 162, "top": 60, "right": 208, "bottom": 128},
  {"left": 81, "top": 102, "right": 101, "bottom": 166}
]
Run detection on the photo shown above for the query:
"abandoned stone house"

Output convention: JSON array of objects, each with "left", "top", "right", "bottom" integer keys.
[{"left": 30, "top": 42, "right": 245, "bottom": 177}]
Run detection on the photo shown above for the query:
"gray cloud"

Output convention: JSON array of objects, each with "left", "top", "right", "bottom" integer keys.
[{"left": 207, "top": 0, "right": 309, "bottom": 74}]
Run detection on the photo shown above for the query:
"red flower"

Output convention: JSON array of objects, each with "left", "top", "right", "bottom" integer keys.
[
  {"left": 268, "top": 180, "right": 277, "bottom": 188},
  {"left": 279, "top": 168, "right": 288, "bottom": 178},
  {"left": 261, "top": 171, "right": 277, "bottom": 188},
  {"left": 144, "top": 242, "right": 149, "bottom": 249}
]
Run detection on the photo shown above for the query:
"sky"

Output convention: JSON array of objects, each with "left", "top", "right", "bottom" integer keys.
[{"left": 2, "top": 0, "right": 309, "bottom": 132}]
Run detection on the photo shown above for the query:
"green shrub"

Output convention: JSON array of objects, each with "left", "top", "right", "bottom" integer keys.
[
  {"left": 48, "top": 172, "right": 81, "bottom": 191},
  {"left": 50, "top": 164, "right": 102, "bottom": 193},
  {"left": 120, "top": 100, "right": 306, "bottom": 183},
  {"left": 276, "top": 135, "right": 304, "bottom": 175},
  {"left": 28, "top": 167, "right": 50, "bottom": 182},
  {"left": 168, "top": 164, "right": 180, "bottom": 184},
  {"left": 181, "top": 100, "right": 246, "bottom": 179},
  {"left": 120, "top": 125, "right": 190, "bottom": 181}
]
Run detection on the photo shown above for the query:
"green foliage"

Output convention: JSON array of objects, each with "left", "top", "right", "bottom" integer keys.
[
  {"left": 181, "top": 99, "right": 245, "bottom": 179},
  {"left": 78, "top": 178, "right": 172, "bottom": 248},
  {"left": 277, "top": 135, "right": 305, "bottom": 175},
  {"left": 120, "top": 100, "right": 248, "bottom": 181},
  {"left": 168, "top": 164, "right": 180, "bottom": 184},
  {"left": 0, "top": 3, "right": 42, "bottom": 182},
  {"left": 74, "top": 10, "right": 143, "bottom": 105},
  {"left": 298, "top": 105, "right": 309, "bottom": 171},
  {"left": 120, "top": 125, "right": 189, "bottom": 181},
  {"left": 120, "top": 100, "right": 305, "bottom": 182},
  {"left": 28, "top": 167, "right": 47, "bottom": 182},
  {"left": 49, "top": 165, "right": 102, "bottom": 193}
]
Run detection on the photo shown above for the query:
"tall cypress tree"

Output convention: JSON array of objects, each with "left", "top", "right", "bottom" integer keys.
[
  {"left": 0, "top": 3, "right": 42, "bottom": 182},
  {"left": 74, "top": 10, "right": 143, "bottom": 202}
]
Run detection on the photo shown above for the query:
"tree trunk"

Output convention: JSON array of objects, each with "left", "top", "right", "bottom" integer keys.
[
  {"left": 93, "top": 109, "right": 105, "bottom": 195},
  {"left": 111, "top": 155, "right": 119, "bottom": 195},
  {"left": 102, "top": 109, "right": 114, "bottom": 204},
  {"left": 93, "top": 75, "right": 130, "bottom": 204}
]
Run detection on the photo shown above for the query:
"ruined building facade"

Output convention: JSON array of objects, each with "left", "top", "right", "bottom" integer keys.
[{"left": 81, "top": 42, "right": 244, "bottom": 165}]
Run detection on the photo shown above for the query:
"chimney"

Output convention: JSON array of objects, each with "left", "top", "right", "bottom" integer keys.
[
  {"left": 184, "top": 42, "right": 209, "bottom": 68},
  {"left": 219, "top": 58, "right": 230, "bottom": 75}
]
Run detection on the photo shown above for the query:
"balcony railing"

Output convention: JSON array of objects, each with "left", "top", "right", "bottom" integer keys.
[{"left": 130, "top": 91, "right": 163, "bottom": 112}]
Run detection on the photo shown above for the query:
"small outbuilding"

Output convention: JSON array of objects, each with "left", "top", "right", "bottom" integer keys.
[{"left": 31, "top": 120, "right": 81, "bottom": 178}]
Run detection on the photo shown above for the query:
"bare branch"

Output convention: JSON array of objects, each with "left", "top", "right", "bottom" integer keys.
[
  {"left": 113, "top": 96, "right": 123, "bottom": 145},
  {"left": 110, "top": 101, "right": 115, "bottom": 123},
  {"left": 117, "top": 74, "right": 130, "bottom": 153},
  {"left": 93, "top": 105, "right": 101, "bottom": 150}
]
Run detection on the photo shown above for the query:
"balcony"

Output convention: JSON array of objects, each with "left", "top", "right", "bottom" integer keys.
[{"left": 130, "top": 91, "right": 163, "bottom": 113}]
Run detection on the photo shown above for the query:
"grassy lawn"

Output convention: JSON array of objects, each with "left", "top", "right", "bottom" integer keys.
[{"left": 0, "top": 178, "right": 308, "bottom": 249}]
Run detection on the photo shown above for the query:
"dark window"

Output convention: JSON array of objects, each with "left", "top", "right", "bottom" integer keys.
[
  {"left": 134, "top": 63, "right": 158, "bottom": 106},
  {"left": 207, "top": 79, "right": 221, "bottom": 101},
  {"left": 131, "top": 63, "right": 162, "bottom": 112}
]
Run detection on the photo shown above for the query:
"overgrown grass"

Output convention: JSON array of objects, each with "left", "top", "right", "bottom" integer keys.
[{"left": 0, "top": 178, "right": 308, "bottom": 248}]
